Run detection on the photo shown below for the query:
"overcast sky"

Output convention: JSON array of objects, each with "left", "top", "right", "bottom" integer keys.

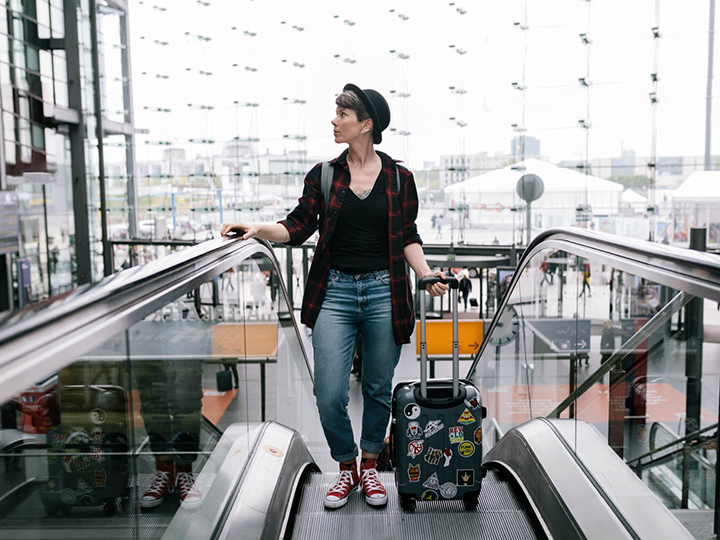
[{"left": 116, "top": 0, "right": 718, "bottom": 173}]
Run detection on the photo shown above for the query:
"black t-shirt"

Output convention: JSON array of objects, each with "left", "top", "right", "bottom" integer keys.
[{"left": 329, "top": 172, "right": 389, "bottom": 273}]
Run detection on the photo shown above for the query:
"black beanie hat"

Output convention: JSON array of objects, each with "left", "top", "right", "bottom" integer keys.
[{"left": 343, "top": 83, "right": 391, "bottom": 144}]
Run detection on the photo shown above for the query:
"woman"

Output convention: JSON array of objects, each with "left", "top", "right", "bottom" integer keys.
[{"left": 221, "top": 84, "right": 447, "bottom": 509}]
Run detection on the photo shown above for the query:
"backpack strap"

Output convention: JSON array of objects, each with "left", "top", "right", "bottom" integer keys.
[{"left": 321, "top": 161, "right": 333, "bottom": 210}]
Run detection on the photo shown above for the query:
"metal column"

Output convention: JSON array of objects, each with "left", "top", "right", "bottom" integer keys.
[
  {"left": 64, "top": 0, "right": 92, "bottom": 284},
  {"left": 119, "top": 4, "right": 139, "bottom": 241},
  {"left": 685, "top": 228, "right": 706, "bottom": 436},
  {"left": 0, "top": 38, "right": 13, "bottom": 312},
  {"left": 89, "top": 0, "right": 111, "bottom": 277}
]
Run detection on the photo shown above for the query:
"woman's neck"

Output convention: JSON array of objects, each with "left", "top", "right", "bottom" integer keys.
[{"left": 346, "top": 139, "right": 378, "bottom": 169}]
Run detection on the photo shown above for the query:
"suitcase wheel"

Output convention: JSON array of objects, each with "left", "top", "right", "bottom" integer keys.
[
  {"left": 400, "top": 493, "right": 416, "bottom": 512},
  {"left": 463, "top": 491, "right": 479, "bottom": 511}
]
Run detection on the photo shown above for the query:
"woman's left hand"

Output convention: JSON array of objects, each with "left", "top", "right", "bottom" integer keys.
[{"left": 424, "top": 270, "right": 449, "bottom": 297}]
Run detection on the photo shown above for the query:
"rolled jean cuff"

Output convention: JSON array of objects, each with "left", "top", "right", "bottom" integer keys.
[
  {"left": 360, "top": 438, "right": 385, "bottom": 456},
  {"left": 332, "top": 447, "right": 359, "bottom": 464}
]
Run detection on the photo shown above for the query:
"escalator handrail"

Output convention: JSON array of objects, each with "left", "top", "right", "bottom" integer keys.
[
  {"left": 547, "top": 291, "right": 692, "bottom": 418},
  {"left": 466, "top": 226, "right": 720, "bottom": 380},
  {"left": 628, "top": 421, "right": 718, "bottom": 467},
  {"left": 0, "top": 236, "right": 313, "bottom": 404}
]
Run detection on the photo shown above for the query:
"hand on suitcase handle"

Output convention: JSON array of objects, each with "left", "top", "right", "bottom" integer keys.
[{"left": 419, "top": 275, "right": 459, "bottom": 290}]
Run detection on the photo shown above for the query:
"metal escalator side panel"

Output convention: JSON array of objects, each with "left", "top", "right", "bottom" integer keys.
[
  {"left": 214, "top": 421, "right": 315, "bottom": 540},
  {"left": 483, "top": 418, "right": 634, "bottom": 540},
  {"left": 161, "top": 422, "right": 266, "bottom": 540},
  {"left": 547, "top": 419, "right": 694, "bottom": 540}
]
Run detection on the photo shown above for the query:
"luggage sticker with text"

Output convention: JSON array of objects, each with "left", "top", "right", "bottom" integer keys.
[
  {"left": 421, "top": 490, "right": 438, "bottom": 501},
  {"left": 443, "top": 448, "right": 453, "bottom": 467},
  {"left": 423, "top": 472, "right": 441, "bottom": 490},
  {"left": 457, "top": 408, "right": 476, "bottom": 425},
  {"left": 458, "top": 441, "right": 475, "bottom": 457},
  {"left": 94, "top": 468, "right": 107, "bottom": 488},
  {"left": 424, "top": 419, "right": 444, "bottom": 438},
  {"left": 406, "top": 421, "right": 423, "bottom": 440},
  {"left": 457, "top": 469, "right": 474, "bottom": 487},
  {"left": 51, "top": 433, "right": 66, "bottom": 449},
  {"left": 408, "top": 440, "right": 424, "bottom": 458},
  {"left": 465, "top": 396, "right": 480, "bottom": 410},
  {"left": 42, "top": 448, "right": 58, "bottom": 465},
  {"left": 408, "top": 463, "right": 421, "bottom": 482},
  {"left": 474, "top": 427, "right": 482, "bottom": 444},
  {"left": 440, "top": 482, "right": 458, "bottom": 499},
  {"left": 404, "top": 403, "right": 421, "bottom": 420},
  {"left": 449, "top": 426, "right": 464, "bottom": 444},
  {"left": 424, "top": 447, "right": 442, "bottom": 465}
]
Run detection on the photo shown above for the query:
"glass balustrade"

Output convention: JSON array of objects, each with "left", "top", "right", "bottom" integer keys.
[
  {"left": 475, "top": 234, "right": 720, "bottom": 515},
  {"left": 0, "top": 240, "right": 322, "bottom": 538}
]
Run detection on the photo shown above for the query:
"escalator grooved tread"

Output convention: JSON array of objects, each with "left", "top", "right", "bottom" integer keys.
[{"left": 291, "top": 470, "right": 539, "bottom": 540}]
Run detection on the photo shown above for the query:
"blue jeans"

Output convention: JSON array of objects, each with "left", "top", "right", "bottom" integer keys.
[{"left": 312, "top": 269, "right": 402, "bottom": 462}]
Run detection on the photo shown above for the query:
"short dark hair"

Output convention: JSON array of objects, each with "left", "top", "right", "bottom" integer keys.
[{"left": 335, "top": 90, "right": 370, "bottom": 122}]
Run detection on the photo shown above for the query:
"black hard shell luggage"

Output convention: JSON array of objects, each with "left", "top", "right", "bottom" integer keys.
[
  {"left": 39, "top": 385, "right": 130, "bottom": 515},
  {"left": 392, "top": 276, "right": 486, "bottom": 511}
]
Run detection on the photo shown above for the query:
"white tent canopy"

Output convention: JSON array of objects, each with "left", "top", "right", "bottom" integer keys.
[
  {"left": 441, "top": 158, "right": 623, "bottom": 230},
  {"left": 673, "top": 171, "right": 720, "bottom": 203},
  {"left": 621, "top": 188, "right": 647, "bottom": 204},
  {"left": 444, "top": 158, "right": 624, "bottom": 195}
]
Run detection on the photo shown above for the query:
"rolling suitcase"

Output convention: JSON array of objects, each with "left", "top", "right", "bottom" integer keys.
[
  {"left": 39, "top": 385, "right": 130, "bottom": 515},
  {"left": 392, "top": 276, "right": 486, "bottom": 511}
]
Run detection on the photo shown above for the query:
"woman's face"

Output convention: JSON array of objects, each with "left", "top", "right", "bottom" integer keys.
[{"left": 332, "top": 107, "right": 368, "bottom": 144}]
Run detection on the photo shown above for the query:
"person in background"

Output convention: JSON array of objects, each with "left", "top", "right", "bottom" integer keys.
[
  {"left": 458, "top": 267, "right": 472, "bottom": 311},
  {"left": 579, "top": 260, "right": 592, "bottom": 298},
  {"left": 540, "top": 258, "right": 551, "bottom": 285},
  {"left": 600, "top": 319, "right": 616, "bottom": 365},
  {"left": 220, "top": 84, "right": 447, "bottom": 509}
]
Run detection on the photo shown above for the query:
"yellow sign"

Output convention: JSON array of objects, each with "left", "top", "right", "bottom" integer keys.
[{"left": 416, "top": 320, "right": 483, "bottom": 356}]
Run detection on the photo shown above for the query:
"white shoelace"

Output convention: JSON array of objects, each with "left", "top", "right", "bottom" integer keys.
[
  {"left": 361, "top": 468, "right": 383, "bottom": 493},
  {"left": 144, "top": 471, "right": 173, "bottom": 497},
  {"left": 328, "top": 470, "right": 354, "bottom": 496},
  {"left": 176, "top": 472, "right": 200, "bottom": 496}
]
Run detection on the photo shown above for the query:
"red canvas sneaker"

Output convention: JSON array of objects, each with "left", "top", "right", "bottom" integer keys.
[
  {"left": 175, "top": 465, "right": 203, "bottom": 510},
  {"left": 141, "top": 462, "right": 174, "bottom": 508},
  {"left": 324, "top": 461, "right": 359, "bottom": 509},
  {"left": 360, "top": 459, "right": 387, "bottom": 506}
]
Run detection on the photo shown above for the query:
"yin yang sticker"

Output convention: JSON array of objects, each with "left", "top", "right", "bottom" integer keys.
[{"left": 404, "top": 403, "right": 421, "bottom": 420}]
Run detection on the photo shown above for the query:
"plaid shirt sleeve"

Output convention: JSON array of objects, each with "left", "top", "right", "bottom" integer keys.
[
  {"left": 398, "top": 165, "right": 423, "bottom": 247},
  {"left": 278, "top": 163, "right": 323, "bottom": 246}
]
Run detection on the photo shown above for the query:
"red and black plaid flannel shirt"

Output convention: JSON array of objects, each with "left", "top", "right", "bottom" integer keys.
[{"left": 279, "top": 149, "right": 422, "bottom": 345}]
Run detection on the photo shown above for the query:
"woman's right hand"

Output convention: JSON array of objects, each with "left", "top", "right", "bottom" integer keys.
[{"left": 221, "top": 222, "right": 258, "bottom": 240}]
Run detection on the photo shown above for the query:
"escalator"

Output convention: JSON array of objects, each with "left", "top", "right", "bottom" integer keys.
[{"left": 0, "top": 228, "right": 713, "bottom": 538}]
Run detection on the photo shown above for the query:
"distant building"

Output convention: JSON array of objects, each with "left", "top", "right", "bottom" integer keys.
[
  {"left": 510, "top": 135, "right": 541, "bottom": 159},
  {"left": 440, "top": 151, "right": 513, "bottom": 186}
]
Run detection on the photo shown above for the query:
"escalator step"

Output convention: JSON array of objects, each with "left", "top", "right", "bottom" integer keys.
[{"left": 291, "top": 470, "right": 539, "bottom": 540}]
